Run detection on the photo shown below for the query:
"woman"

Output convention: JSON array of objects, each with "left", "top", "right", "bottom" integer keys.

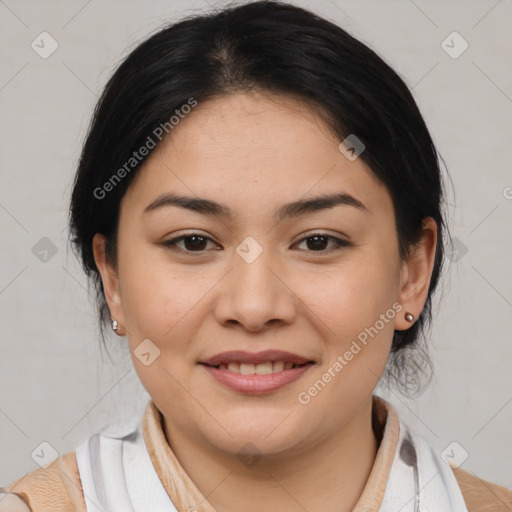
[{"left": 1, "top": 1, "right": 511, "bottom": 510}]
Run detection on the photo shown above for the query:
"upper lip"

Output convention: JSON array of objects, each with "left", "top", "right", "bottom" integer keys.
[{"left": 199, "top": 350, "right": 314, "bottom": 367}]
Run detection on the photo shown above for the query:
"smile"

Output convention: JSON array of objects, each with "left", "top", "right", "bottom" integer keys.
[
  {"left": 199, "top": 361, "right": 315, "bottom": 394},
  {"left": 208, "top": 361, "right": 307, "bottom": 374}
]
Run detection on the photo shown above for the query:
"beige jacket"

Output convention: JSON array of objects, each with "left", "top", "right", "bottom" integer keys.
[{"left": 1, "top": 396, "right": 511, "bottom": 511}]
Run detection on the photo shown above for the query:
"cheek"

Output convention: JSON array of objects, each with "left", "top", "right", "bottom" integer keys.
[
  {"left": 295, "top": 258, "right": 398, "bottom": 415},
  {"left": 118, "top": 246, "right": 208, "bottom": 408},
  {"left": 289, "top": 245, "right": 400, "bottom": 385},
  {"left": 298, "top": 251, "right": 399, "bottom": 331},
  {"left": 117, "top": 243, "right": 205, "bottom": 343}
]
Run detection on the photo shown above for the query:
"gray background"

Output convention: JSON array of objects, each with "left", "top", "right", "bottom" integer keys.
[{"left": 1, "top": 0, "right": 511, "bottom": 491}]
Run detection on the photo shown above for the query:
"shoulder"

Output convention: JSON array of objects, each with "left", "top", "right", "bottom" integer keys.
[
  {"left": 452, "top": 465, "right": 512, "bottom": 511},
  {"left": 0, "top": 492, "right": 31, "bottom": 512},
  {"left": 0, "top": 450, "right": 86, "bottom": 512}
]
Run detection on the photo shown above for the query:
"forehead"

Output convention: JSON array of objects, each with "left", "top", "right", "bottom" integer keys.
[{"left": 120, "top": 92, "right": 392, "bottom": 221}]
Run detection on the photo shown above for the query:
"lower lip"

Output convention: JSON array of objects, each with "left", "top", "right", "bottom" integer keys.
[{"left": 201, "top": 363, "right": 314, "bottom": 394}]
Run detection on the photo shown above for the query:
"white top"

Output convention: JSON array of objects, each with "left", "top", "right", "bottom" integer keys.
[{"left": 74, "top": 409, "right": 469, "bottom": 512}]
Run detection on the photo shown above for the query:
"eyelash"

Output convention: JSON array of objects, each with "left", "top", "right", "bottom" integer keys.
[{"left": 161, "top": 232, "right": 351, "bottom": 255}]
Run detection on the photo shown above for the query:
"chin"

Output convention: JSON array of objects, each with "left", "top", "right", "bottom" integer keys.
[
  {"left": 202, "top": 410, "right": 303, "bottom": 454},
  {"left": 209, "top": 430, "right": 301, "bottom": 460}
]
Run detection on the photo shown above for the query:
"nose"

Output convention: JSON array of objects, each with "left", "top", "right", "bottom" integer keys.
[{"left": 213, "top": 244, "right": 297, "bottom": 332}]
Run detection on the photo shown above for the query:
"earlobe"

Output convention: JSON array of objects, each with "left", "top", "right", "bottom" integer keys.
[
  {"left": 92, "top": 233, "right": 125, "bottom": 330},
  {"left": 395, "top": 217, "right": 438, "bottom": 331}
]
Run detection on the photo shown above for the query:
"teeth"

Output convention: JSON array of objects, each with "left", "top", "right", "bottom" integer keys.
[
  {"left": 256, "top": 362, "right": 273, "bottom": 375},
  {"left": 216, "top": 361, "right": 300, "bottom": 374},
  {"left": 240, "top": 363, "right": 255, "bottom": 375},
  {"left": 228, "top": 362, "right": 240, "bottom": 373},
  {"left": 272, "top": 361, "right": 284, "bottom": 372}
]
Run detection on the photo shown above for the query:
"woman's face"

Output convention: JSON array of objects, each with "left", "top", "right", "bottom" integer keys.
[{"left": 94, "top": 92, "right": 435, "bottom": 458}]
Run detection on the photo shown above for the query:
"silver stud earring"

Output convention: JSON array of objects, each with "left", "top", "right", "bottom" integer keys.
[
  {"left": 405, "top": 312, "right": 415, "bottom": 322},
  {"left": 112, "top": 319, "right": 120, "bottom": 332}
]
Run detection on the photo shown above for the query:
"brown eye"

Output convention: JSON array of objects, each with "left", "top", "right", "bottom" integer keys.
[
  {"left": 295, "top": 233, "right": 351, "bottom": 252},
  {"left": 162, "top": 234, "right": 219, "bottom": 253}
]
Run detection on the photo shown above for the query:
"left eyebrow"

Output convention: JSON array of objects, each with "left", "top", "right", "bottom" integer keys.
[
  {"left": 143, "top": 192, "right": 369, "bottom": 220},
  {"left": 276, "top": 192, "right": 369, "bottom": 221}
]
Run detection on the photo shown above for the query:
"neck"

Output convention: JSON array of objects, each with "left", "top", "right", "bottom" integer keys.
[{"left": 162, "top": 397, "right": 380, "bottom": 512}]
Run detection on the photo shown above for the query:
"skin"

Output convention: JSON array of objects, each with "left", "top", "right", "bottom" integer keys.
[{"left": 93, "top": 91, "right": 437, "bottom": 512}]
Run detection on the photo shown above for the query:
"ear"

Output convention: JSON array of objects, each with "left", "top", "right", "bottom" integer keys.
[
  {"left": 395, "top": 217, "right": 438, "bottom": 331},
  {"left": 92, "top": 233, "right": 126, "bottom": 332}
]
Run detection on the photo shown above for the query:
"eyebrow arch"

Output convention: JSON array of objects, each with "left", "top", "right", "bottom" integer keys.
[{"left": 143, "top": 191, "right": 369, "bottom": 221}]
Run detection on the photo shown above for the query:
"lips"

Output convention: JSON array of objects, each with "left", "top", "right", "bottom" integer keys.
[
  {"left": 198, "top": 350, "right": 316, "bottom": 394},
  {"left": 199, "top": 349, "right": 314, "bottom": 367}
]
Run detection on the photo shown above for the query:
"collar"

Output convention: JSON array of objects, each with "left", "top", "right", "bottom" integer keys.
[{"left": 142, "top": 394, "right": 400, "bottom": 511}]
